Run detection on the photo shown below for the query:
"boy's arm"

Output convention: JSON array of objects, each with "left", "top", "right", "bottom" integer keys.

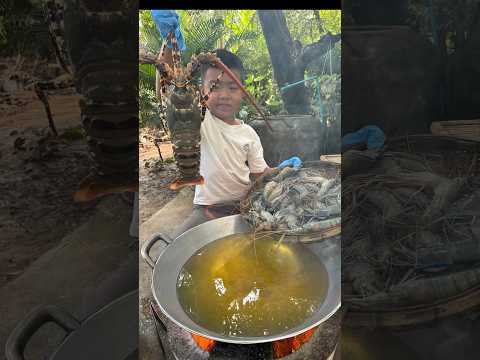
[
  {"left": 250, "top": 155, "right": 302, "bottom": 180},
  {"left": 247, "top": 132, "right": 269, "bottom": 179},
  {"left": 250, "top": 166, "right": 274, "bottom": 189},
  {"left": 251, "top": 166, "right": 275, "bottom": 179}
]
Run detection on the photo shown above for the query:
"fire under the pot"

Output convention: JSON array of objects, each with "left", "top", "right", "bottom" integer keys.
[{"left": 151, "top": 302, "right": 340, "bottom": 360}]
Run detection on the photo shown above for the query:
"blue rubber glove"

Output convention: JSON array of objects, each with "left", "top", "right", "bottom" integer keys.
[
  {"left": 277, "top": 156, "right": 302, "bottom": 169},
  {"left": 342, "top": 125, "right": 385, "bottom": 150},
  {"left": 151, "top": 10, "right": 186, "bottom": 51}
]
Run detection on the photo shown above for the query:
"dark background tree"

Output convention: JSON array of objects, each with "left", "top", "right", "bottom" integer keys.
[
  {"left": 1, "top": 0, "right": 53, "bottom": 59},
  {"left": 343, "top": 1, "right": 480, "bottom": 67},
  {"left": 345, "top": 0, "right": 409, "bottom": 26},
  {"left": 257, "top": 10, "right": 340, "bottom": 115},
  {"left": 343, "top": 0, "right": 480, "bottom": 122}
]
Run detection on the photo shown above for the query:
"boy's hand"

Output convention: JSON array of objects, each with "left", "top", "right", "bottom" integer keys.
[
  {"left": 251, "top": 166, "right": 275, "bottom": 180},
  {"left": 277, "top": 156, "right": 302, "bottom": 169},
  {"left": 151, "top": 10, "right": 186, "bottom": 51}
]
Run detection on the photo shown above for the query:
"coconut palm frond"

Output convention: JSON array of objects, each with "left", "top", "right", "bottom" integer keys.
[
  {"left": 181, "top": 17, "right": 225, "bottom": 62},
  {"left": 224, "top": 30, "right": 258, "bottom": 52},
  {"left": 142, "top": 24, "right": 162, "bottom": 54}
]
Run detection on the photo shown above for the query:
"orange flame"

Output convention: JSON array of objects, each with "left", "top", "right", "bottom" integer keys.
[
  {"left": 189, "top": 326, "right": 317, "bottom": 357},
  {"left": 272, "top": 326, "right": 317, "bottom": 359},
  {"left": 191, "top": 333, "right": 216, "bottom": 353}
]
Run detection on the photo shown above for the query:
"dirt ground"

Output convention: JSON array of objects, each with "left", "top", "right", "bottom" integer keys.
[
  {"left": 139, "top": 127, "right": 177, "bottom": 225},
  {"left": 0, "top": 82, "right": 186, "bottom": 288},
  {"left": 1, "top": 46, "right": 187, "bottom": 286},
  {"left": 0, "top": 88, "right": 98, "bottom": 288}
]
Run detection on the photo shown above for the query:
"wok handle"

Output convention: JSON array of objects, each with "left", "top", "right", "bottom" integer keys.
[
  {"left": 141, "top": 232, "right": 173, "bottom": 269},
  {"left": 5, "top": 305, "right": 80, "bottom": 360}
]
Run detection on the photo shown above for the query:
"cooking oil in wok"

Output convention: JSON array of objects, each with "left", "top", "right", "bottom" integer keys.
[{"left": 176, "top": 233, "right": 328, "bottom": 337}]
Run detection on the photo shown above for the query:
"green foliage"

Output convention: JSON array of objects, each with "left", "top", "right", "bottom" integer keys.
[
  {"left": 314, "top": 74, "right": 341, "bottom": 124},
  {"left": 139, "top": 63, "right": 156, "bottom": 93},
  {"left": 140, "top": 20, "right": 162, "bottom": 54},
  {"left": 283, "top": 10, "right": 341, "bottom": 76},
  {"left": 241, "top": 70, "right": 283, "bottom": 120},
  {"left": 138, "top": 9, "right": 226, "bottom": 99},
  {"left": 179, "top": 13, "right": 225, "bottom": 62},
  {"left": 285, "top": 10, "right": 340, "bottom": 44},
  {"left": 306, "top": 42, "right": 341, "bottom": 77},
  {"left": 224, "top": 10, "right": 258, "bottom": 53},
  {"left": 139, "top": 83, "right": 163, "bottom": 128},
  {"left": 139, "top": 9, "right": 341, "bottom": 127},
  {"left": 138, "top": 10, "right": 160, "bottom": 95}
]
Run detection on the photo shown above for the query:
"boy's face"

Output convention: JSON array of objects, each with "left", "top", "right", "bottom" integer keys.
[{"left": 202, "top": 67, "right": 243, "bottom": 121}]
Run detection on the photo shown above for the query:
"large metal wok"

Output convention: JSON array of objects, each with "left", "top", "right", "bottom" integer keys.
[
  {"left": 5, "top": 290, "right": 138, "bottom": 360},
  {"left": 142, "top": 214, "right": 340, "bottom": 344}
]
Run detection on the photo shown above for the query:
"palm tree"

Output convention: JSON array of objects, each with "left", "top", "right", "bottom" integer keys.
[{"left": 138, "top": 10, "right": 261, "bottom": 128}]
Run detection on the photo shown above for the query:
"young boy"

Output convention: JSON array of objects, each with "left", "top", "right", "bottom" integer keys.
[
  {"left": 152, "top": 10, "right": 300, "bottom": 238},
  {"left": 171, "top": 49, "right": 272, "bottom": 238}
]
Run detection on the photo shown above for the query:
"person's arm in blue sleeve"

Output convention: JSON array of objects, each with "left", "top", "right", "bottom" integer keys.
[{"left": 151, "top": 10, "right": 186, "bottom": 50}]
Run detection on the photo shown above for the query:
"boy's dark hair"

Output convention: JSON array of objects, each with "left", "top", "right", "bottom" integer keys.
[{"left": 200, "top": 48, "right": 246, "bottom": 83}]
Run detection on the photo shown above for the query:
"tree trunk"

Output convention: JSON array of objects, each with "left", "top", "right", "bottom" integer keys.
[
  {"left": 257, "top": 10, "right": 340, "bottom": 114},
  {"left": 454, "top": 0, "right": 466, "bottom": 51},
  {"left": 313, "top": 10, "right": 325, "bottom": 34}
]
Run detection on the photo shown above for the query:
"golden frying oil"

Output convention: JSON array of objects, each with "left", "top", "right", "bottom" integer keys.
[{"left": 176, "top": 233, "right": 328, "bottom": 337}]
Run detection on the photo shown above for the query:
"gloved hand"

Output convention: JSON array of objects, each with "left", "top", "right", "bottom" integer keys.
[
  {"left": 151, "top": 9, "right": 186, "bottom": 51},
  {"left": 342, "top": 125, "right": 385, "bottom": 150},
  {"left": 277, "top": 156, "right": 302, "bottom": 169}
]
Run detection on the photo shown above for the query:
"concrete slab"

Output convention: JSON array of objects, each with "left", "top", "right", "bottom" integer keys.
[
  {"left": 0, "top": 195, "right": 137, "bottom": 360},
  {"left": 139, "top": 187, "right": 194, "bottom": 360}
]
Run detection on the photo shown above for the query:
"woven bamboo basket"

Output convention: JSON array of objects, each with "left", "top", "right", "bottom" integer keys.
[
  {"left": 240, "top": 160, "right": 341, "bottom": 243},
  {"left": 344, "top": 134, "right": 480, "bottom": 327},
  {"left": 387, "top": 134, "right": 480, "bottom": 177}
]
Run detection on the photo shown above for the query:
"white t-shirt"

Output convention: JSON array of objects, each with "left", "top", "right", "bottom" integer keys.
[{"left": 194, "top": 110, "right": 268, "bottom": 205}]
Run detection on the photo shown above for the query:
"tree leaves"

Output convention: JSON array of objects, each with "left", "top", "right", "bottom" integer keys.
[
  {"left": 182, "top": 17, "right": 225, "bottom": 61},
  {"left": 139, "top": 63, "right": 156, "bottom": 91},
  {"left": 138, "top": 9, "right": 341, "bottom": 124},
  {"left": 224, "top": 30, "right": 258, "bottom": 54}
]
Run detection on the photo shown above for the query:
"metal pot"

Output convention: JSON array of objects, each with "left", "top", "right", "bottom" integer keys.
[
  {"left": 5, "top": 290, "right": 138, "bottom": 360},
  {"left": 141, "top": 214, "right": 340, "bottom": 344}
]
